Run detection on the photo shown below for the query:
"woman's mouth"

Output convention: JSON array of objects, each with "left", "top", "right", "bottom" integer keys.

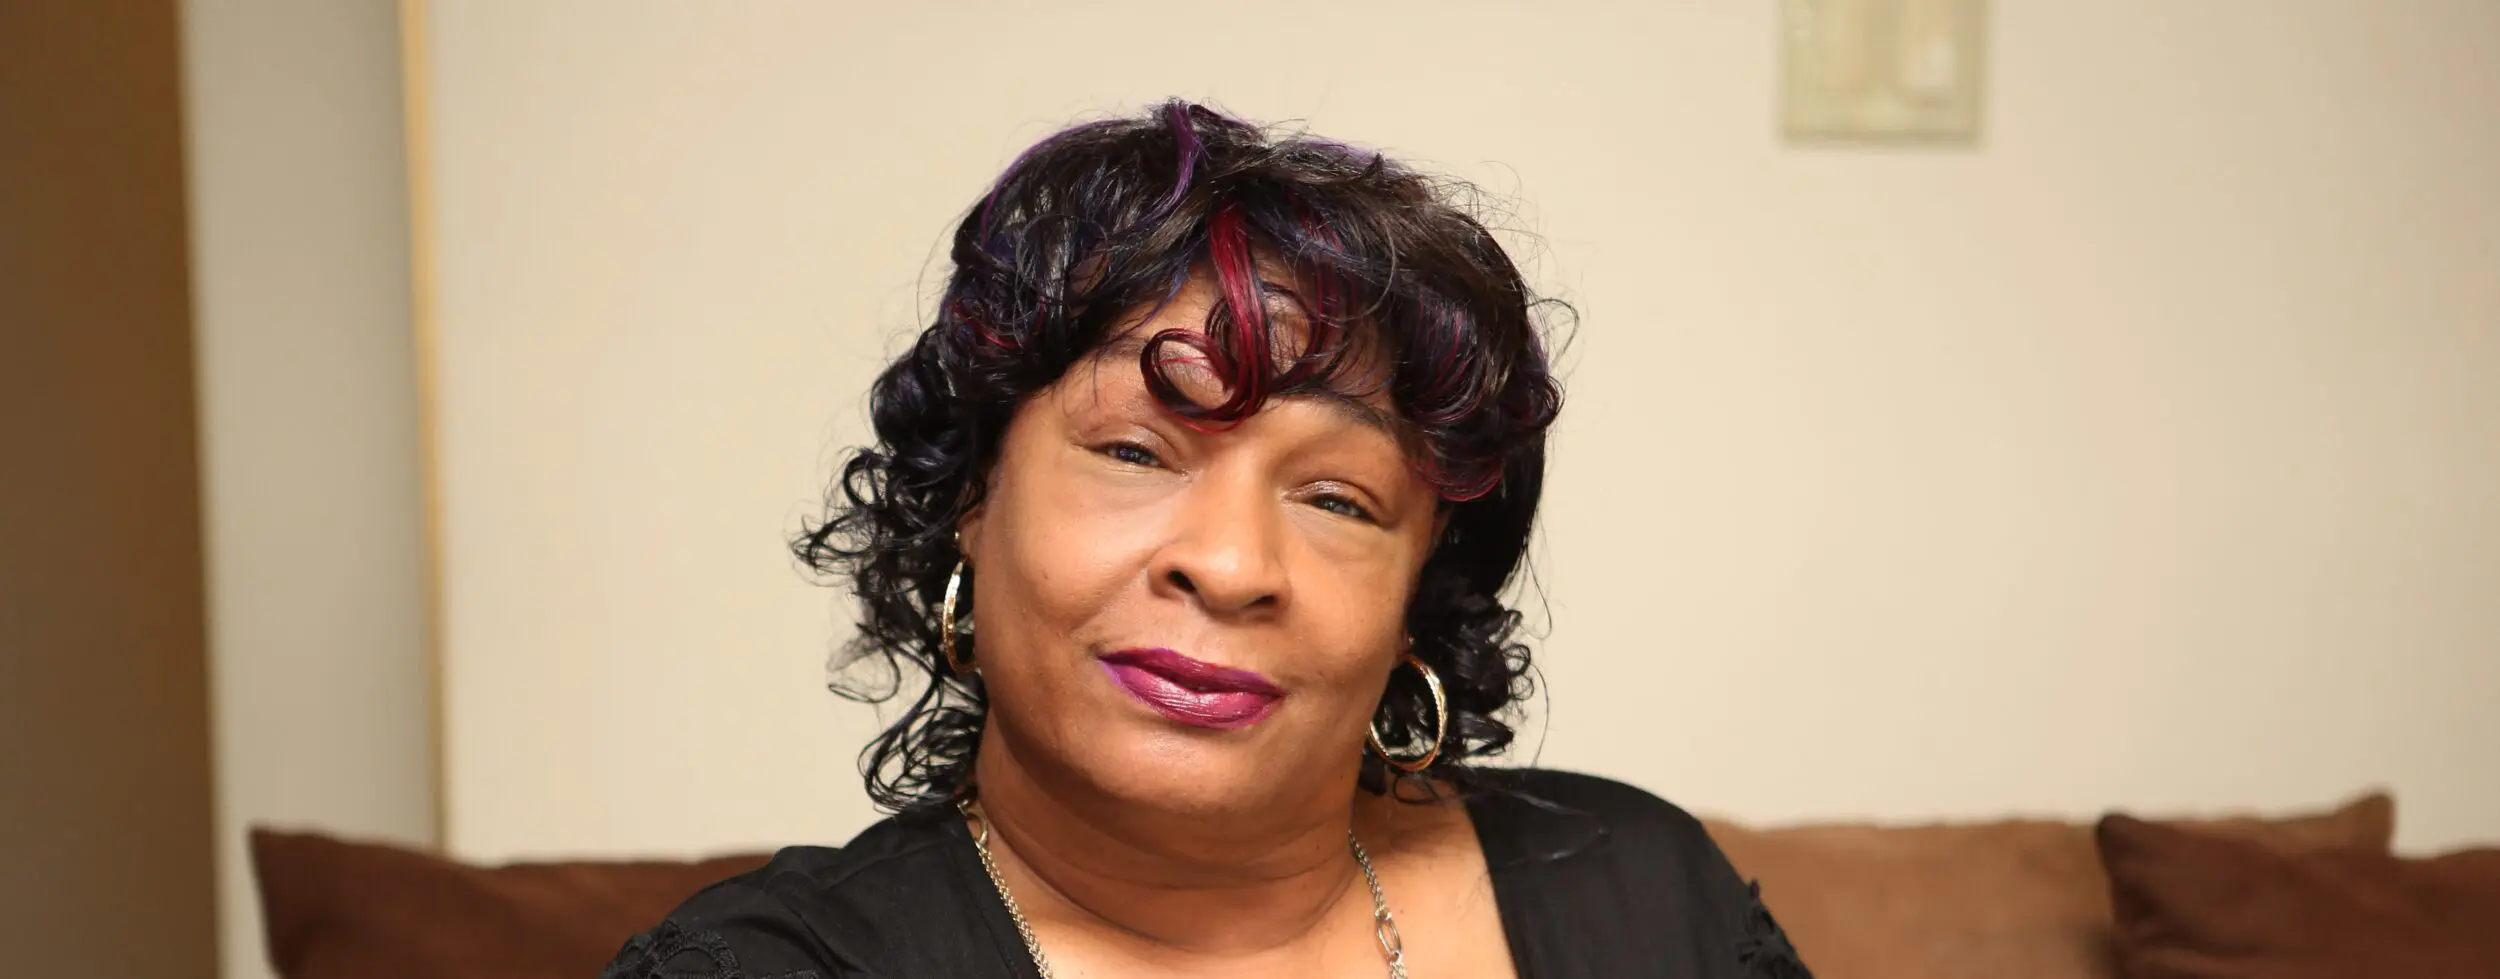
[{"left": 1096, "top": 647, "right": 1283, "bottom": 731}]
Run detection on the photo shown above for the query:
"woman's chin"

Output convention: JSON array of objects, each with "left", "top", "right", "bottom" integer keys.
[{"left": 1066, "top": 723, "right": 1329, "bottom": 817}]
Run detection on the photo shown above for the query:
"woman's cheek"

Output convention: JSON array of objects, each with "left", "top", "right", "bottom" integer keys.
[{"left": 1291, "top": 514, "right": 1424, "bottom": 599}]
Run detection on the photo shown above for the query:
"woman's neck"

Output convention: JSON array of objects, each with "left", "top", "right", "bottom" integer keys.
[{"left": 967, "top": 727, "right": 1383, "bottom": 958}]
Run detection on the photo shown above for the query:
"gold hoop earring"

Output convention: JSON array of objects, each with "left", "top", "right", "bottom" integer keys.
[
  {"left": 1368, "top": 650, "right": 1447, "bottom": 772},
  {"left": 940, "top": 558, "right": 973, "bottom": 675}
]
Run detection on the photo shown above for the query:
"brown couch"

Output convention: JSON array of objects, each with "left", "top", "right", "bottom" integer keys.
[
  {"left": 1702, "top": 793, "right": 2392, "bottom": 979},
  {"left": 255, "top": 789, "right": 2498, "bottom": 979}
]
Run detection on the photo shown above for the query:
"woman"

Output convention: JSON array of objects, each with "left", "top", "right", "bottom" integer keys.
[{"left": 605, "top": 102, "right": 1809, "bottom": 979}]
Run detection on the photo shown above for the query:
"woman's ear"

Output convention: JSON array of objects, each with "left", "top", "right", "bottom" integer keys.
[{"left": 955, "top": 508, "right": 985, "bottom": 562}]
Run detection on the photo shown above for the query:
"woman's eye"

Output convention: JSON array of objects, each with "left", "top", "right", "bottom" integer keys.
[
  {"left": 1311, "top": 493, "right": 1374, "bottom": 522},
  {"left": 1100, "top": 442, "right": 1162, "bottom": 468}
]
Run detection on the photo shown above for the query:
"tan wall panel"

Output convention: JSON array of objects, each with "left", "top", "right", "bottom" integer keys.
[{"left": 0, "top": 1, "right": 220, "bottom": 973}]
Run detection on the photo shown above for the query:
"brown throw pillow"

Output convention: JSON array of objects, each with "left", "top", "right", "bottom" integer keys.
[
  {"left": 250, "top": 826, "right": 769, "bottom": 979},
  {"left": 1703, "top": 793, "right": 2393, "bottom": 979},
  {"left": 2097, "top": 813, "right": 2500, "bottom": 979}
]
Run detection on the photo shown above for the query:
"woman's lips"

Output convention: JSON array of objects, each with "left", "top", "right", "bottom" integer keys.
[{"left": 1096, "top": 647, "right": 1283, "bottom": 731}]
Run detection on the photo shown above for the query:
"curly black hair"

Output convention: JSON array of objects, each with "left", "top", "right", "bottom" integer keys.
[{"left": 794, "top": 101, "right": 1564, "bottom": 814}]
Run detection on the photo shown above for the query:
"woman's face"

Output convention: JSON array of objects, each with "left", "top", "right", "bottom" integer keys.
[{"left": 959, "top": 273, "right": 1443, "bottom": 817}]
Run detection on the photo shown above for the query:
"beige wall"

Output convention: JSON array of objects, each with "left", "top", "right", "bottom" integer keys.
[
  {"left": 1, "top": 1, "right": 220, "bottom": 973},
  {"left": 416, "top": 0, "right": 2500, "bottom": 860},
  {"left": 180, "top": 3, "right": 437, "bottom": 978}
]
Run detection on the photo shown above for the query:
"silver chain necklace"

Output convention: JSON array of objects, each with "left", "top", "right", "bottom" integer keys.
[{"left": 960, "top": 799, "right": 1410, "bottom": 978}]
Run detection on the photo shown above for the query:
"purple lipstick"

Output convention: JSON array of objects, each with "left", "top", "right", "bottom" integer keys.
[{"left": 1097, "top": 647, "right": 1284, "bottom": 730}]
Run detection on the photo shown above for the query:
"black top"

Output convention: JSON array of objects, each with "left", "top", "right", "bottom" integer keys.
[{"left": 601, "top": 769, "right": 1810, "bottom": 978}]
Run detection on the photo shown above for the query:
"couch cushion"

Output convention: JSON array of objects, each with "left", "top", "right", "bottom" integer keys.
[
  {"left": 2098, "top": 813, "right": 2500, "bottom": 979},
  {"left": 250, "top": 827, "right": 768, "bottom": 979},
  {"left": 1702, "top": 793, "right": 2392, "bottom": 979}
]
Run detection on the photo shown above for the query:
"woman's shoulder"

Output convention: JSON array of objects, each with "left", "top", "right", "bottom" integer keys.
[
  {"left": 1470, "top": 767, "right": 1719, "bottom": 853},
  {"left": 600, "top": 814, "right": 987, "bottom": 979},
  {"left": 1469, "top": 768, "right": 1813, "bottom": 978},
  {"left": 1487, "top": 767, "right": 1700, "bottom": 815}
]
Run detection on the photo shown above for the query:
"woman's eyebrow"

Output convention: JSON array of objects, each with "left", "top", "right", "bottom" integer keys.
[{"left": 1288, "top": 389, "right": 1402, "bottom": 441}]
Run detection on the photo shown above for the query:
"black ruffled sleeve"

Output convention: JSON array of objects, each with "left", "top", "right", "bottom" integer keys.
[
  {"left": 1732, "top": 879, "right": 1813, "bottom": 978},
  {"left": 600, "top": 878, "right": 844, "bottom": 979},
  {"left": 1473, "top": 768, "right": 1816, "bottom": 978}
]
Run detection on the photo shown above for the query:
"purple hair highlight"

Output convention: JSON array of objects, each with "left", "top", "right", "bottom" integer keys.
[{"left": 1157, "top": 101, "right": 1206, "bottom": 215}]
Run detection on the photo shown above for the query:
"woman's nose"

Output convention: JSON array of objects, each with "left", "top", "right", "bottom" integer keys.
[{"left": 1151, "top": 472, "right": 1290, "bottom": 618}]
